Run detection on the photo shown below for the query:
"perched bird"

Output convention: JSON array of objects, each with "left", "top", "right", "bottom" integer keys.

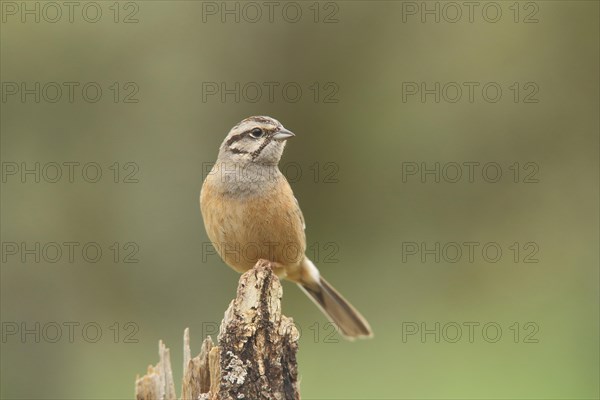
[{"left": 200, "top": 116, "right": 372, "bottom": 339}]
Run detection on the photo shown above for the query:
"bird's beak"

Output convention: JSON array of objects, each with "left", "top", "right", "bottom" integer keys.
[{"left": 272, "top": 128, "right": 295, "bottom": 141}]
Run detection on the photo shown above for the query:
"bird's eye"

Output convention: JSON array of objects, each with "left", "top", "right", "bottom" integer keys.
[{"left": 249, "top": 128, "right": 264, "bottom": 138}]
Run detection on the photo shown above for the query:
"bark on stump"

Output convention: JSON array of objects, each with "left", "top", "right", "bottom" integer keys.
[{"left": 135, "top": 260, "right": 301, "bottom": 400}]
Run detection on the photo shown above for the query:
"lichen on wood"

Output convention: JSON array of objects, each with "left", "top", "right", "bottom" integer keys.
[{"left": 136, "top": 260, "right": 300, "bottom": 400}]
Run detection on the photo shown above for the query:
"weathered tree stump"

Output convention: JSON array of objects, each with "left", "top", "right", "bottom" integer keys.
[{"left": 135, "top": 260, "right": 301, "bottom": 400}]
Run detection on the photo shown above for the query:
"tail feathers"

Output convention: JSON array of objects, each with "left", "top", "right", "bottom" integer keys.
[{"left": 298, "top": 277, "right": 373, "bottom": 340}]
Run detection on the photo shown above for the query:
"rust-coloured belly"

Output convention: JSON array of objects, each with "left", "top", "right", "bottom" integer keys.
[{"left": 200, "top": 177, "right": 306, "bottom": 273}]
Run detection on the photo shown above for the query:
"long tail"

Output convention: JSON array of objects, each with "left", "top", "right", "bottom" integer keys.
[{"left": 297, "top": 259, "right": 373, "bottom": 340}]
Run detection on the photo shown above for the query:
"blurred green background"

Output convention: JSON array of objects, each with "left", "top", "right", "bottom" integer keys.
[{"left": 1, "top": 1, "right": 598, "bottom": 399}]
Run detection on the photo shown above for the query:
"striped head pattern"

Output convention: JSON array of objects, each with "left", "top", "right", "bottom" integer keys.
[{"left": 218, "top": 116, "right": 295, "bottom": 165}]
